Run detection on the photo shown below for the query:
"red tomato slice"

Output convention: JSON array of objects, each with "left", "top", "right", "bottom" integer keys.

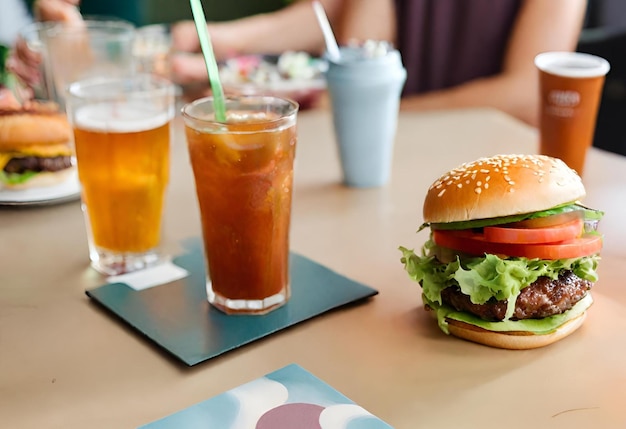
[
  {"left": 483, "top": 218, "right": 584, "bottom": 244},
  {"left": 432, "top": 229, "right": 602, "bottom": 259}
]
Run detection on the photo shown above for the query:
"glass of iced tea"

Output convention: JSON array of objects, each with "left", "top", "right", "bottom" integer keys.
[
  {"left": 182, "top": 96, "right": 299, "bottom": 315},
  {"left": 66, "top": 74, "right": 175, "bottom": 276}
]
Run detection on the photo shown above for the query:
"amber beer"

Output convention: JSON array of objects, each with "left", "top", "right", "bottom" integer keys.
[
  {"left": 67, "top": 75, "right": 174, "bottom": 275},
  {"left": 183, "top": 96, "right": 298, "bottom": 315},
  {"left": 74, "top": 108, "right": 170, "bottom": 250},
  {"left": 535, "top": 52, "right": 610, "bottom": 176}
]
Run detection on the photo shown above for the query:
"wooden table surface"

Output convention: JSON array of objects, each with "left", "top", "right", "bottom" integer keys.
[{"left": 1, "top": 107, "right": 625, "bottom": 428}]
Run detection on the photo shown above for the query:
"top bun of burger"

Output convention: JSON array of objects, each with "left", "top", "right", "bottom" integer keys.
[
  {"left": 423, "top": 154, "right": 586, "bottom": 224},
  {"left": 0, "top": 103, "right": 72, "bottom": 150},
  {"left": 400, "top": 154, "right": 603, "bottom": 350}
]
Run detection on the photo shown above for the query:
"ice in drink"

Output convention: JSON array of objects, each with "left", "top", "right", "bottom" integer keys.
[{"left": 183, "top": 97, "right": 298, "bottom": 314}]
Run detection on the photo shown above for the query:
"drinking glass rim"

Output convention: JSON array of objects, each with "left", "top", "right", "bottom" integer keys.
[
  {"left": 181, "top": 95, "right": 299, "bottom": 130},
  {"left": 41, "top": 16, "right": 135, "bottom": 37},
  {"left": 534, "top": 51, "right": 610, "bottom": 78},
  {"left": 67, "top": 74, "right": 175, "bottom": 101}
]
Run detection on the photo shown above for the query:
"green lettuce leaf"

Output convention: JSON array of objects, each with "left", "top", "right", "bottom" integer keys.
[
  {"left": 0, "top": 171, "right": 38, "bottom": 186},
  {"left": 399, "top": 242, "right": 600, "bottom": 320},
  {"left": 419, "top": 203, "right": 604, "bottom": 231},
  {"left": 422, "top": 293, "right": 593, "bottom": 335}
]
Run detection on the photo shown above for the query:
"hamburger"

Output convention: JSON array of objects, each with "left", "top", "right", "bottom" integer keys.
[
  {"left": 0, "top": 93, "right": 75, "bottom": 190},
  {"left": 399, "top": 154, "right": 603, "bottom": 349}
]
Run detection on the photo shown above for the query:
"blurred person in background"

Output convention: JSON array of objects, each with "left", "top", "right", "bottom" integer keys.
[
  {"left": 7, "top": 0, "right": 587, "bottom": 127},
  {"left": 388, "top": 0, "right": 587, "bottom": 126},
  {"left": 2, "top": 0, "right": 81, "bottom": 93},
  {"left": 171, "top": 0, "right": 587, "bottom": 127}
]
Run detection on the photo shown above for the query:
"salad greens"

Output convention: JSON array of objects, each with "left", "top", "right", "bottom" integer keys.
[
  {"left": 0, "top": 171, "right": 38, "bottom": 186},
  {"left": 419, "top": 203, "right": 604, "bottom": 231},
  {"left": 399, "top": 242, "right": 600, "bottom": 322},
  {"left": 423, "top": 293, "right": 593, "bottom": 335}
]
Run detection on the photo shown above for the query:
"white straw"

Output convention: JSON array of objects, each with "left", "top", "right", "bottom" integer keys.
[{"left": 312, "top": 1, "right": 341, "bottom": 62}]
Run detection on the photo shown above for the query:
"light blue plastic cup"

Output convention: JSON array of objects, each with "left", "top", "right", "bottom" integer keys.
[{"left": 325, "top": 46, "right": 406, "bottom": 187}]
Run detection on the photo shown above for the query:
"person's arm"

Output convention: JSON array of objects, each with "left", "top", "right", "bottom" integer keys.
[
  {"left": 334, "top": 0, "right": 395, "bottom": 46},
  {"left": 174, "top": 0, "right": 344, "bottom": 57},
  {"left": 170, "top": 0, "right": 344, "bottom": 85},
  {"left": 400, "top": 0, "right": 587, "bottom": 127},
  {"left": 5, "top": 0, "right": 82, "bottom": 97},
  {"left": 33, "top": 0, "right": 82, "bottom": 22},
  {"left": 172, "top": 0, "right": 343, "bottom": 84}
]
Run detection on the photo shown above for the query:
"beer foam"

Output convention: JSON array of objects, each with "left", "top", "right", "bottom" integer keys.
[{"left": 74, "top": 103, "right": 171, "bottom": 133}]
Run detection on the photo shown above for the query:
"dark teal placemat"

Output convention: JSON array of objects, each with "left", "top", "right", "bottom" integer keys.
[{"left": 86, "top": 237, "right": 378, "bottom": 366}]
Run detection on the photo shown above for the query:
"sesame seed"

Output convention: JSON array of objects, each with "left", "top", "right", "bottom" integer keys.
[
  {"left": 475, "top": 187, "right": 482, "bottom": 194},
  {"left": 438, "top": 189, "right": 446, "bottom": 197},
  {"left": 477, "top": 181, "right": 482, "bottom": 187}
]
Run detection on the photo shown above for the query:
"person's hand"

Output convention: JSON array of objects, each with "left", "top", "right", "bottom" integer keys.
[
  {"left": 5, "top": 0, "right": 83, "bottom": 100},
  {"left": 6, "top": 37, "right": 42, "bottom": 88},
  {"left": 170, "top": 20, "right": 206, "bottom": 85},
  {"left": 170, "top": 20, "right": 242, "bottom": 86},
  {"left": 34, "top": 0, "right": 82, "bottom": 23},
  {"left": 170, "top": 21, "right": 200, "bottom": 54},
  {"left": 0, "top": 87, "right": 23, "bottom": 109}
]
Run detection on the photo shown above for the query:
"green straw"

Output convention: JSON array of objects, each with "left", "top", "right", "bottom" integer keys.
[{"left": 189, "top": 0, "right": 227, "bottom": 122}]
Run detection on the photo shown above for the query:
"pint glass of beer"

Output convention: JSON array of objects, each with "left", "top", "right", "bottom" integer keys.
[
  {"left": 182, "top": 96, "right": 298, "bottom": 315},
  {"left": 535, "top": 51, "right": 610, "bottom": 176},
  {"left": 66, "top": 75, "right": 175, "bottom": 275}
]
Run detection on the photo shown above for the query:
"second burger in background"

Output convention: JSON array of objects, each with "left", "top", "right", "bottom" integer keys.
[
  {"left": 400, "top": 154, "right": 604, "bottom": 350},
  {"left": 0, "top": 91, "right": 75, "bottom": 190}
]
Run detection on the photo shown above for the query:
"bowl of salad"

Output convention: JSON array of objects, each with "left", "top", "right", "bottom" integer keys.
[{"left": 219, "top": 51, "right": 327, "bottom": 110}]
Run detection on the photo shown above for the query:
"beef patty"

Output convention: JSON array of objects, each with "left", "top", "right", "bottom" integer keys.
[
  {"left": 440, "top": 270, "right": 592, "bottom": 321},
  {"left": 4, "top": 155, "right": 73, "bottom": 174}
]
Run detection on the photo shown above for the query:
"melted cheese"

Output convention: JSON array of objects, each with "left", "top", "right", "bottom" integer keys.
[{"left": 0, "top": 144, "right": 73, "bottom": 170}]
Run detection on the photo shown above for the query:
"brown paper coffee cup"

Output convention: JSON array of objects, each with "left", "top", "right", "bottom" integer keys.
[{"left": 535, "top": 52, "right": 610, "bottom": 176}]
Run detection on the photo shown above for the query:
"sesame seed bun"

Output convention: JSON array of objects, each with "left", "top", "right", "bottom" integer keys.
[
  {"left": 0, "top": 109, "right": 72, "bottom": 152},
  {"left": 423, "top": 154, "right": 586, "bottom": 224},
  {"left": 401, "top": 154, "right": 599, "bottom": 350}
]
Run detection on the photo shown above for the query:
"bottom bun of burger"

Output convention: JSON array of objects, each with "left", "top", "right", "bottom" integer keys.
[
  {"left": 1, "top": 166, "right": 76, "bottom": 191},
  {"left": 444, "top": 310, "right": 587, "bottom": 350},
  {"left": 423, "top": 291, "right": 593, "bottom": 350}
]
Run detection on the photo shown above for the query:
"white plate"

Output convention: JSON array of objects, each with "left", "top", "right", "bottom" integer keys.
[{"left": 0, "top": 170, "right": 81, "bottom": 206}]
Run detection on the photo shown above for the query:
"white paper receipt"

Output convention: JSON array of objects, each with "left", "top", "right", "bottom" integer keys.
[{"left": 107, "top": 261, "right": 189, "bottom": 291}]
